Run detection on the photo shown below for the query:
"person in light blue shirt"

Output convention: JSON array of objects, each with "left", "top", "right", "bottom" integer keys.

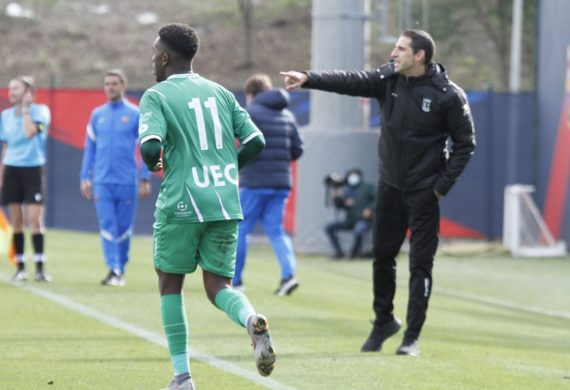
[
  {"left": 0, "top": 76, "right": 51, "bottom": 283},
  {"left": 79, "top": 69, "right": 151, "bottom": 287}
]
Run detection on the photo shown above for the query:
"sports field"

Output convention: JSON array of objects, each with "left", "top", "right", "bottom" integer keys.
[{"left": 1, "top": 229, "right": 569, "bottom": 389}]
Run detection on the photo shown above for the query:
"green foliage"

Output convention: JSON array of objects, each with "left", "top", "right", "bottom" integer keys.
[{"left": 1, "top": 229, "right": 568, "bottom": 389}]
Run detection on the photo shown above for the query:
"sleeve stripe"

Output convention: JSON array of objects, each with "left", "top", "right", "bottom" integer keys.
[
  {"left": 140, "top": 135, "right": 162, "bottom": 144},
  {"left": 242, "top": 131, "right": 263, "bottom": 144},
  {"left": 86, "top": 123, "right": 96, "bottom": 141}
]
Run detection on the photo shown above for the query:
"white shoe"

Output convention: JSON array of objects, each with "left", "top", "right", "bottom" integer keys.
[
  {"left": 164, "top": 376, "right": 195, "bottom": 390},
  {"left": 247, "top": 314, "right": 276, "bottom": 376},
  {"left": 11, "top": 270, "right": 27, "bottom": 282}
]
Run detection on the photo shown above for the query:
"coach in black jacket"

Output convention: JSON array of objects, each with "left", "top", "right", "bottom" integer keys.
[{"left": 282, "top": 29, "right": 475, "bottom": 356}]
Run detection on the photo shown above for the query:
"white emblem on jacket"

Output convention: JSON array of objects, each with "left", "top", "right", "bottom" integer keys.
[{"left": 422, "top": 98, "right": 432, "bottom": 112}]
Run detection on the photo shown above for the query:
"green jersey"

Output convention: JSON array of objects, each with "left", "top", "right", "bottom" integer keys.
[{"left": 139, "top": 73, "right": 262, "bottom": 224}]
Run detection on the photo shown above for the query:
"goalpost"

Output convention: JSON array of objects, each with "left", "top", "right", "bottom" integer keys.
[{"left": 503, "top": 184, "right": 567, "bottom": 257}]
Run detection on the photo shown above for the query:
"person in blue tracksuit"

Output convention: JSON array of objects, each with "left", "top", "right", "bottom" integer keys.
[
  {"left": 233, "top": 73, "right": 303, "bottom": 296},
  {"left": 79, "top": 69, "right": 151, "bottom": 287}
]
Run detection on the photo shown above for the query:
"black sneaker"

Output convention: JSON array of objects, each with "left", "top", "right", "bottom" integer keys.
[
  {"left": 101, "top": 271, "right": 124, "bottom": 287},
  {"left": 360, "top": 318, "right": 401, "bottom": 352},
  {"left": 396, "top": 338, "right": 420, "bottom": 356},
  {"left": 274, "top": 276, "right": 299, "bottom": 296}
]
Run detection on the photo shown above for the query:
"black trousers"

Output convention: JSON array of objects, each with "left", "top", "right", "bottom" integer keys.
[{"left": 372, "top": 181, "right": 439, "bottom": 341}]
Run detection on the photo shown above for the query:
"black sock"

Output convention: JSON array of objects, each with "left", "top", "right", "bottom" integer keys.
[
  {"left": 32, "top": 233, "right": 44, "bottom": 254},
  {"left": 13, "top": 233, "right": 25, "bottom": 270}
]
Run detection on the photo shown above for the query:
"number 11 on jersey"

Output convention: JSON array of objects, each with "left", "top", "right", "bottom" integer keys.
[{"left": 188, "top": 97, "right": 223, "bottom": 150}]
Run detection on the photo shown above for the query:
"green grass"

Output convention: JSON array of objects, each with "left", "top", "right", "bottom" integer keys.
[{"left": 1, "top": 229, "right": 569, "bottom": 389}]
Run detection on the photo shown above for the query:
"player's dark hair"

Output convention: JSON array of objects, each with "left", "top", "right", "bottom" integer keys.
[
  {"left": 158, "top": 23, "right": 199, "bottom": 61},
  {"left": 402, "top": 29, "right": 435, "bottom": 64},
  {"left": 244, "top": 73, "right": 273, "bottom": 96}
]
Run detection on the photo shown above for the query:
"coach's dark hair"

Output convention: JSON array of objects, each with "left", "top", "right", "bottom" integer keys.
[
  {"left": 402, "top": 29, "right": 435, "bottom": 65},
  {"left": 158, "top": 23, "right": 199, "bottom": 61}
]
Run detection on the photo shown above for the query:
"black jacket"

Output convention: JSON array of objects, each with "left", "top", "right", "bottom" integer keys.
[
  {"left": 305, "top": 62, "right": 475, "bottom": 196},
  {"left": 239, "top": 88, "right": 303, "bottom": 189}
]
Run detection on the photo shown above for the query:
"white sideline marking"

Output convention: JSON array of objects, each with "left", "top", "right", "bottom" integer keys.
[{"left": 2, "top": 279, "right": 295, "bottom": 390}]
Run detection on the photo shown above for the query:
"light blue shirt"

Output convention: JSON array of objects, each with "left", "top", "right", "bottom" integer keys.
[{"left": 0, "top": 103, "right": 51, "bottom": 167}]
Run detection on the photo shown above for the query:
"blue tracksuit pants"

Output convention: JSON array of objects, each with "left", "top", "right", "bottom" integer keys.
[
  {"left": 233, "top": 187, "right": 296, "bottom": 285},
  {"left": 93, "top": 183, "right": 137, "bottom": 274}
]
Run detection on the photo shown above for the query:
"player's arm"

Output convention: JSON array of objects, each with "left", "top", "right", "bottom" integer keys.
[
  {"left": 237, "top": 133, "right": 265, "bottom": 169},
  {"left": 140, "top": 138, "right": 163, "bottom": 172},
  {"left": 138, "top": 90, "right": 167, "bottom": 172}
]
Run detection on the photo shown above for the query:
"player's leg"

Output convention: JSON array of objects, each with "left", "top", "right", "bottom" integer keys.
[
  {"left": 259, "top": 191, "right": 298, "bottom": 295},
  {"left": 200, "top": 221, "right": 276, "bottom": 376},
  {"left": 233, "top": 188, "right": 264, "bottom": 288},
  {"left": 93, "top": 184, "right": 121, "bottom": 284},
  {"left": 154, "top": 221, "right": 201, "bottom": 388},
  {"left": 115, "top": 184, "right": 137, "bottom": 277}
]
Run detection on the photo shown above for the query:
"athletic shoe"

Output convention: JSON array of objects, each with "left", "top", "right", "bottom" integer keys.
[
  {"left": 11, "top": 270, "right": 27, "bottom": 282},
  {"left": 274, "top": 276, "right": 299, "bottom": 296},
  {"left": 396, "top": 338, "right": 420, "bottom": 356},
  {"left": 34, "top": 271, "right": 52, "bottom": 283},
  {"left": 247, "top": 314, "right": 276, "bottom": 377},
  {"left": 360, "top": 318, "right": 401, "bottom": 352},
  {"left": 164, "top": 376, "right": 195, "bottom": 390},
  {"left": 101, "top": 271, "right": 124, "bottom": 287}
]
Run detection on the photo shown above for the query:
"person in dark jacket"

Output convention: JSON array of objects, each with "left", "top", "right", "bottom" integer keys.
[
  {"left": 281, "top": 29, "right": 475, "bottom": 356},
  {"left": 325, "top": 168, "right": 375, "bottom": 259},
  {"left": 233, "top": 73, "right": 304, "bottom": 296}
]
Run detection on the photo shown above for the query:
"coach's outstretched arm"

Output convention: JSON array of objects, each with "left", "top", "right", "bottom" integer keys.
[{"left": 280, "top": 71, "right": 308, "bottom": 90}]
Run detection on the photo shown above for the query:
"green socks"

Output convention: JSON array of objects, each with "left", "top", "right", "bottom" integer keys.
[
  {"left": 214, "top": 288, "right": 256, "bottom": 327},
  {"left": 161, "top": 294, "right": 190, "bottom": 376}
]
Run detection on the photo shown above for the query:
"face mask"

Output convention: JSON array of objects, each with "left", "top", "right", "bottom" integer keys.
[{"left": 347, "top": 173, "right": 361, "bottom": 187}]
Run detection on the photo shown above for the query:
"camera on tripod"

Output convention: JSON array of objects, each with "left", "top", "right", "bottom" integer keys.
[{"left": 323, "top": 173, "right": 347, "bottom": 188}]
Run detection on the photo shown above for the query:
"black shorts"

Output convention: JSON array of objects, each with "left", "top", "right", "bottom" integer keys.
[{"left": 1, "top": 166, "right": 44, "bottom": 205}]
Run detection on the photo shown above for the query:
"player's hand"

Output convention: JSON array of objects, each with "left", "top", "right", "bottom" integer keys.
[
  {"left": 153, "top": 159, "right": 163, "bottom": 172},
  {"left": 280, "top": 71, "right": 308, "bottom": 90},
  {"left": 21, "top": 89, "right": 33, "bottom": 108},
  {"left": 139, "top": 180, "right": 151, "bottom": 200},
  {"left": 80, "top": 179, "right": 93, "bottom": 200}
]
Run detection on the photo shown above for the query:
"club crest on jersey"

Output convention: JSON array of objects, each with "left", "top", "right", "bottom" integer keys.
[
  {"left": 121, "top": 115, "right": 129, "bottom": 124},
  {"left": 422, "top": 98, "right": 432, "bottom": 112},
  {"left": 177, "top": 202, "right": 188, "bottom": 211}
]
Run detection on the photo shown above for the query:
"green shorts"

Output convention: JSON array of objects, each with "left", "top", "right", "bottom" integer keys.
[{"left": 152, "top": 220, "right": 239, "bottom": 277}]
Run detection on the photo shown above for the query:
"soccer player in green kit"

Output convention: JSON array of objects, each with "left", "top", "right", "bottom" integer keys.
[{"left": 139, "top": 23, "right": 275, "bottom": 390}]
